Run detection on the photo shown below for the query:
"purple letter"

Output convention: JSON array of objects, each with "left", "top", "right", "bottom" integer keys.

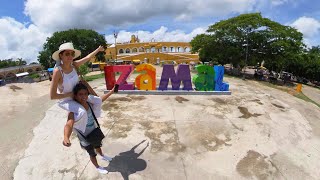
[{"left": 158, "top": 64, "right": 193, "bottom": 90}]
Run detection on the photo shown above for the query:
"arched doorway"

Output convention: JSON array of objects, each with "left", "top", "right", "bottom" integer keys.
[
  {"left": 132, "top": 48, "right": 138, "bottom": 53},
  {"left": 27, "top": 69, "right": 33, "bottom": 73},
  {"left": 6, "top": 72, "right": 16, "bottom": 80},
  {"left": 151, "top": 46, "right": 156, "bottom": 53},
  {"left": 139, "top": 47, "right": 144, "bottom": 52},
  {"left": 162, "top": 46, "right": 168, "bottom": 52}
]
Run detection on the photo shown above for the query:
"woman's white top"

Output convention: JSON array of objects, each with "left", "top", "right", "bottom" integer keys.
[{"left": 56, "top": 66, "right": 79, "bottom": 98}]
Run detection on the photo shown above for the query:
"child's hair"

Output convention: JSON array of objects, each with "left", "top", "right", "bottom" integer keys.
[{"left": 73, "top": 82, "right": 89, "bottom": 95}]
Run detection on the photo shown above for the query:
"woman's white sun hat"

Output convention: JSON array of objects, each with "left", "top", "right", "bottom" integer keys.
[{"left": 52, "top": 42, "right": 81, "bottom": 61}]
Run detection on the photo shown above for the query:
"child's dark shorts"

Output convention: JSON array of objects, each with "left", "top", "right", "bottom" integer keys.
[{"left": 81, "top": 143, "right": 102, "bottom": 157}]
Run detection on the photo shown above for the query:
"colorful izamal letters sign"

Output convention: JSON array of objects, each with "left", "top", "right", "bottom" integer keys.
[{"left": 104, "top": 64, "right": 229, "bottom": 92}]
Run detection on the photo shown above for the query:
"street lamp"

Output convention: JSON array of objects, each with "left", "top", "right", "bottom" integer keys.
[
  {"left": 242, "top": 40, "right": 249, "bottom": 80},
  {"left": 243, "top": 25, "right": 252, "bottom": 80},
  {"left": 113, "top": 31, "right": 118, "bottom": 65}
]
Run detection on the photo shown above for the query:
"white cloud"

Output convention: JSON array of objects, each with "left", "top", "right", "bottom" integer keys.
[
  {"left": 271, "top": 0, "right": 288, "bottom": 6},
  {"left": 24, "top": 0, "right": 256, "bottom": 32},
  {"left": 290, "top": 16, "right": 320, "bottom": 47},
  {"left": 0, "top": 17, "right": 50, "bottom": 63},
  {"left": 291, "top": 17, "right": 320, "bottom": 38},
  {"left": 6, "top": 0, "right": 319, "bottom": 62},
  {"left": 104, "top": 26, "right": 206, "bottom": 44},
  {"left": 0, "top": 17, "right": 205, "bottom": 63}
]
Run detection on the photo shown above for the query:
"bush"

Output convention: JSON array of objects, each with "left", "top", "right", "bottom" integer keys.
[
  {"left": 78, "top": 62, "right": 89, "bottom": 76},
  {"left": 29, "top": 73, "right": 40, "bottom": 79}
]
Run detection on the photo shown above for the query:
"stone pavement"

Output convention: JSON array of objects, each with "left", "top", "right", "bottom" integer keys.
[{"left": 13, "top": 77, "right": 320, "bottom": 180}]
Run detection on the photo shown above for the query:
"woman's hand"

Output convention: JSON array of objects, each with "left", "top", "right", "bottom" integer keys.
[
  {"left": 74, "top": 45, "right": 105, "bottom": 67},
  {"left": 97, "top": 45, "right": 105, "bottom": 52}
]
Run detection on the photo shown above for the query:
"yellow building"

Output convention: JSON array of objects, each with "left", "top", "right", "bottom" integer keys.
[{"left": 103, "top": 35, "right": 199, "bottom": 64}]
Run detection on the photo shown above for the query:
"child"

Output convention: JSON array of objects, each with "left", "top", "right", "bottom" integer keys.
[{"left": 62, "top": 82, "right": 115, "bottom": 174}]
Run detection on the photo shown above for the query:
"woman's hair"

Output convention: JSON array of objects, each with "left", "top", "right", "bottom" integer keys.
[
  {"left": 73, "top": 82, "right": 89, "bottom": 95},
  {"left": 58, "top": 50, "right": 65, "bottom": 60},
  {"left": 59, "top": 50, "right": 65, "bottom": 55}
]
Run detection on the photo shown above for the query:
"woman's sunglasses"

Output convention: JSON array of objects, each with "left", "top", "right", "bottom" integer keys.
[{"left": 64, "top": 52, "right": 75, "bottom": 57}]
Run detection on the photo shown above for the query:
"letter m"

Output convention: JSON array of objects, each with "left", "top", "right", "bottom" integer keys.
[{"left": 158, "top": 64, "right": 193, "bottom": 90}]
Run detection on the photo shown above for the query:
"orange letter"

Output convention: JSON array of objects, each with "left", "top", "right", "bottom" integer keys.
[{"left": 135, "top": 64, "right": 156, "bottom": 90}]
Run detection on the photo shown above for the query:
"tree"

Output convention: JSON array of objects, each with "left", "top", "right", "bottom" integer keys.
[
  {"left": 305, "top": 46, "right": 320, "bottom": 82},
  {"left": 0, "top": 58, "right": 27, "bottom": 68},
  {"left": 17, "top": 58, "right": 27, "bottom": 66},
  {"left": 38, "top": 29, "right": 107, "bottom": 69},
  {"left": 190, "top": 13, "right": 305, "bottom": 71}
]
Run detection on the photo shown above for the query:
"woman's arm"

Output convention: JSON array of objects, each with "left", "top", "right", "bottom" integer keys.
[
  {"left": 50, "top": 68, "right": 73, "bottom": 100},
  {"left": 73, "top": 46, "right": 105, "bottom": 67}
]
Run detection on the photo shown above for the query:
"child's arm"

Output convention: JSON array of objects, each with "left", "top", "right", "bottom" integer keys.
[
  {"left": 101, "top": 86, "right": 115, "bottom": 102},
  {"left": 63, "top": 112, "right": 75, "bottom": 147}
]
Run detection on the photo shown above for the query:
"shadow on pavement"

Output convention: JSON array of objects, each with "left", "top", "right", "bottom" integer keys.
[{"left": 106, "top": 140, "right": 149, "bottom": 180}]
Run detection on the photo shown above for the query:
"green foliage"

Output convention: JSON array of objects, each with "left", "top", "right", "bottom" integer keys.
[
  {"left": 190, "top": 13, "right": 320, "bottom": 82},
  {"left": 78, "top": 62, "right": 90, "bottom": 76},
  {"left": 29, "top": 73, "right": 40, "bottom": 78},
  {"left": 38, "top": 29, "right": 107, "bottom": 69},
  {"left": 0, "top": 58, "right": 28, "bottom": 68},
  {"left": 304, "top": 47, "right": 320, "bottom": 81},
  {"left": 191, "top": 13, "right": 305, "bottom": 70}
]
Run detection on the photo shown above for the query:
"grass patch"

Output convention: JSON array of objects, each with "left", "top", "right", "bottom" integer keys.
[
  {"left": 28, "top": 73, "right": 40, "bottom": 79},
  {"left": 294, "top": 93, "right": 320, "bottom": 108},
  {"left": 258, "top": 81, "right": 320, "bottom": 108},
  {"left": 133, "top": 70, "right": 146, "bottom": 74},
  {"left": 259, "top": 81, "right": 287, "bottom": 92},
  {"left": 83, "top": 73, "right": 105, "bottom": 81}
]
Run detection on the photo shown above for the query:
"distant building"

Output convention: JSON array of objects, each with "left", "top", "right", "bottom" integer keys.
[
  {"left": 103, "top": 35, "right": 200, "bottom": 64},
  {"left": 0, "top": 64, "right": 43, "bottom": 80}
]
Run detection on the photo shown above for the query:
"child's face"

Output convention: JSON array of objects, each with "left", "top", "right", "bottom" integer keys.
[{"left": 74, "top": 89, "right": 89, "bottom": 104}]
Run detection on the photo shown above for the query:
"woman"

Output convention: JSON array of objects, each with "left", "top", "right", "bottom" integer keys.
[
  {"left": 63, "top": 82, "right": 115, "bottom": 174},
  {"left": 50, "top": 42, "right": 104, "bottom": 127}
]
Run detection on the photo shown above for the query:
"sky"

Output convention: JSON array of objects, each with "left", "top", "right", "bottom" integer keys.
[{"left": 0, "top": 0, "right": 320, "bottom": 64}]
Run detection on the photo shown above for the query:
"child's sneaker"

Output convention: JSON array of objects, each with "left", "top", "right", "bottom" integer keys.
[
  {"left": 97, "top": 166, "right": 108, "bottom": 174},
  {"left": 101, "top": 155, "right": 113, "bottom": 161}
]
